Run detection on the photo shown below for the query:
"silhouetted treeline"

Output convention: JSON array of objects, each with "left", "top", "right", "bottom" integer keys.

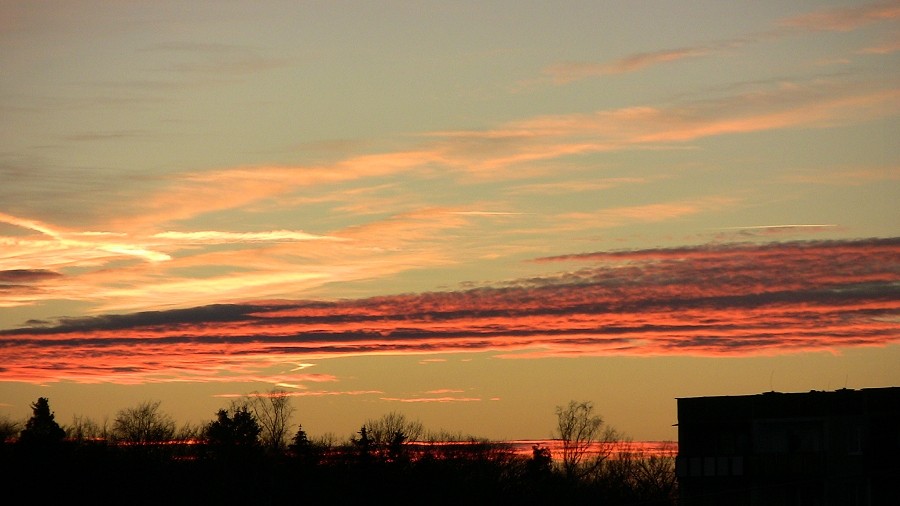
[{"left": 0, "top": 396, "right": 677, "bottom": 505}]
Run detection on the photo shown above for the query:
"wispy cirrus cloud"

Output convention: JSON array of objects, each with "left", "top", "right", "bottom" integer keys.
[
  {"left": 434, "top": 82, "right": 900, "bottom": 170},
  {"left": 64, "top": 130, "right": 151, "bottom": 142},
  {"left": 214, "top": 390, "right": 383, "bottom": 399},
  {"left": 0, "top": 210, "right": 351, "bottom": 308},
  {"left": 380, "top": 396, "right": 484, "bottom": 403},
  {"left": 858, "top": 36, "right": 900, "bottom": 54},
  {"left": 151, "top": 230, "right": 346, "bottom": 243},
  {"left": 780, "top": 166, "right": 900, "bottom": 185},
  {"left": 8, "top": 74, "right": 891, "bottom": 238},
  {"left": 711, "top": 224, "right": 840, "bottom": 239},
  {"left": 537, "top": 0, "right": 900, "bottom": 86},
  {"left": 506, "top": 177, "right": 657, "bottom": 195},
  {"left": 544, "top": 197, "right": 736, "bottom": 234},
  {"left": 139, "top": 41, "right": 291, "bottom": 76},
  {"left": 0, "top": 204, "right": 501, "bottom": 312},
  {"left": 109, "top": 150, "right": 443, "bottom": 231},
  {"left": 543, "top": 47, "right": 710, "bottom": 85},
  {"left": 0, "top": 212, "right": 172, "bottom": 270},
  {"left": 779, "top": 0, "right": 900, "bottom": 32},
  {"left": 2, "top": 238, "right": 896, "bottom": 385},
  {"left": 3, "top": 74, "right": 895, "bottom": 316}
]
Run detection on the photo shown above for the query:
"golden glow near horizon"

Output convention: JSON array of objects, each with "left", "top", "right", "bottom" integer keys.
[{"left": 1, "top": 1, "right": 898, "bottom": 441}]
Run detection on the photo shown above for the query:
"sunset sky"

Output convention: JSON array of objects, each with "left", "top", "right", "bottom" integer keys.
[{"left": 1, "top": 1, "right": 898, "bottom": 443}]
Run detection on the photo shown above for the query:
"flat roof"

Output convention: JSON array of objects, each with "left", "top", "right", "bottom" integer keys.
[{"left": 675, "top": 386, "right": 899, "bottom": 400}]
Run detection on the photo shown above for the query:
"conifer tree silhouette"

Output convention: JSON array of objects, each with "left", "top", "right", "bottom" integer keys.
[{"left": 19, "top": 397, "right": 66, "bottom": 448}]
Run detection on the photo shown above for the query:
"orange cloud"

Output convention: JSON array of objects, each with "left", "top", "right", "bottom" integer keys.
[
  {"left": 0, "top": 212, "right": 171, "bottom": 268},
  {"left": 109, "top": 150, "right": 444, "bottom": 232},
  {"left": 3, "top": 79, "right": 895, "bottom": 315},
  {"left": 432, "top": 84, "right": 900, "bottom": 174},
  {"left": 0, "top": 204, "right": 487, "bottom": 311},
  {"left": 2, "top": 238, "right": 896, "bottom": 385},
  {"left": 548, "top": 197, "right": 736, "bottom": 233}
]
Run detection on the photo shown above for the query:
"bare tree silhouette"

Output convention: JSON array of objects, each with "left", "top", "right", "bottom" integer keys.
[
  {"left": 0, "top": 414, "right": 21, "bottom": 443},
  {"left": 555, "top": 400, "right": 619, "bottom": 480},
  {"left": 248, "top": 388, "right": 295, "bottom": 453},
  {"left": 111, "top": 400, "right": 176, "bottom": 445},
  {"left": 364, "top": 411, "right": 424, "bottom": 462}
]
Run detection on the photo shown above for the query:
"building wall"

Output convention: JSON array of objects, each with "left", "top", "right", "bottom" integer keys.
[{"left": 676, "top": 387, "right": 900, "bottom": 506}]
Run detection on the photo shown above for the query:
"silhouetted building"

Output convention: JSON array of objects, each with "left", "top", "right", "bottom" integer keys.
[{"left": 676, "top": 387, "right": 900, "bottom": 506}]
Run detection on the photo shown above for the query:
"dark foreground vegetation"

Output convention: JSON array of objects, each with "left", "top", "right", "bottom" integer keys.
[{"left": 1, "top": 396, "right": 676, "bottom": 505}]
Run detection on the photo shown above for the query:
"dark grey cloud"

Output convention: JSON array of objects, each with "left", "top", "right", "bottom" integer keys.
[{"left": 0, "top": 269, "right": 62, "bottom": 283}]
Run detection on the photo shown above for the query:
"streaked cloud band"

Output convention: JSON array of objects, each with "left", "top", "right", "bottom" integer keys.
[{"left": 2, "top": 238, "right": 896, "bottom": 385}]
